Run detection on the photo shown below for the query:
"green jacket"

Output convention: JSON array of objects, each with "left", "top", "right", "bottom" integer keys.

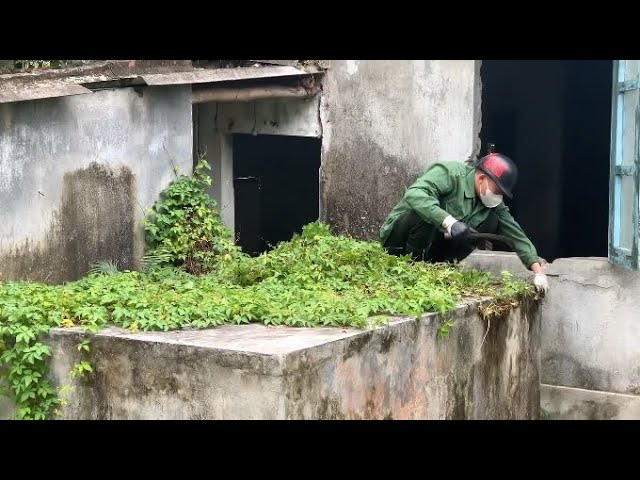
[{"left": 379, "top": 161, "right": 540, "bottom": 268}]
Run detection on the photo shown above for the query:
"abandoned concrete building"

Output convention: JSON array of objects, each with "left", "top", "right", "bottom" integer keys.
[{"left": 0, "top": 60, "right": 638, "bottom": 419}]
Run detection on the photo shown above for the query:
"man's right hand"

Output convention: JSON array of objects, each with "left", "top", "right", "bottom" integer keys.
[
  {"left": 442, "top": 215, "right": 473, "bottom": 242},
  {"left": 449, "top": 221, "right": 472, "bottom": 242}
]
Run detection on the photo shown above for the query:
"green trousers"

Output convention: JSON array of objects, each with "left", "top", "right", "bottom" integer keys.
[{"left": 382, "top": 210, "right": 499, "bottom": 263}]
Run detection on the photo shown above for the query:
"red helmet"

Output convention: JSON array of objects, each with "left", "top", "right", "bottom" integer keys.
[{"left": 475, "top": 153, "right": 518, "bottom": 199}]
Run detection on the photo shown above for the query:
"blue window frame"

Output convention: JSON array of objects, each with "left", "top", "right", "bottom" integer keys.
[{"left": 609, "top": 60, "right": 640, "bottom": 269}]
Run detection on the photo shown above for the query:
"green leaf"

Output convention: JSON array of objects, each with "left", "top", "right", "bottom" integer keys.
[
  {"left": 17, "top": 407, "right": 31, "bottom": 419},
  {"left": 20, "top": 390, "right": 36, "bottom": 403}
]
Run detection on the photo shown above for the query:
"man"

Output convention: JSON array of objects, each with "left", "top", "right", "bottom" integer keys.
[{"left": 379, "top": 153, "right": 549, "bottom": 293}]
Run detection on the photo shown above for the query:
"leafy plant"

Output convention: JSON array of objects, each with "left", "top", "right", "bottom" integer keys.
[
  {"left": 142, "top": 159, "right": 242, "bottom": 275},
  {"left": 89, "top": 260, "right": 119, "bottom": 276},
  {"left": 438, "top": 319, "right": 455, "bottom": 338},
  {"left": 140, "top": 252, "right": 173, "bottom": 274},
  {"left": 70, "top": 361, "right": 93, "bottom": 379}
]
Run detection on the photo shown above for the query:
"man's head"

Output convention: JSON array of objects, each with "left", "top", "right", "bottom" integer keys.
[{"left": 473, "top": 153, "right": 518, "bottom": 208}]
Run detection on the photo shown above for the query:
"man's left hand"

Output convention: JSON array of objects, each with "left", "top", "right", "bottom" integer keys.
[{"left": 533, "top": 273, "right": 549, "bottom": 294}]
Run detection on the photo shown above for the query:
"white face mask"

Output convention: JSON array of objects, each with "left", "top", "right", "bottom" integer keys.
[{"left": 479, "top": 178, "right": 503, "bottom": 208}]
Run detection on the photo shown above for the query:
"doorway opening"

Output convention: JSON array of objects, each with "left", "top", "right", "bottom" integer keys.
[
  {"left": 232, "top": 133, "right": 321, "bottom": 255},
  {"left": 479, "top": 60, "right": 613, "bottom": 261}
]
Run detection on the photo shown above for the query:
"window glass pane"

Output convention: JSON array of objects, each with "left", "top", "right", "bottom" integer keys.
[
  {"left": 622, "top": 89, "right": 638, "bottom": 166},
  {"left": 618, "top": 175, "right": 635, "bottom": 250},
  {"left": 624, "top": 60, "right": 640, "bottom": 80}
]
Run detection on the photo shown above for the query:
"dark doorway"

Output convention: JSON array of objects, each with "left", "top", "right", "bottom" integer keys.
[
  {"left": 480, "top": 60, "right": 613, "bottom": 261},
  {"left": 233, "top": 134, "right": 321, "bottom": 255}
]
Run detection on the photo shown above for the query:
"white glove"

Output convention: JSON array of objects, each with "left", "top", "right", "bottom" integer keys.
[
  {"left": 533, "top": 273, "right": 549, "bottom": 294},
  {"left": 442, "top": 215, "right": 458, "bottom": 238}
]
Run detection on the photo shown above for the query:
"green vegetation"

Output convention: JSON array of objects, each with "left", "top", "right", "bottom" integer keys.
[{"left": 0, "top": 160, "right": 535, "bottom": 419}]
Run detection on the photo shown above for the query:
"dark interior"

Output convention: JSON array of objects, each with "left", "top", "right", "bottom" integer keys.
[
  {"left": 480, "top": 60, "right": 613, "bottom": 261},
  {"left": 232, "top": 133, "right": 321, "bottom": 255}
]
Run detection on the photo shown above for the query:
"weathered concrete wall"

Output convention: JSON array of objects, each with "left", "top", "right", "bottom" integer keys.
[
  {"left": 319, "top": 60, "right": 480, "bottom": 240},
  {"left": 282, "top": 298, "right": 540, "bottom": 420},
  {"left": 463, "top": 251, "right": 640, "bottom": 419},
  {"left": 0, "top": 296, "right": 541, "bottom": 420},
  {"left": 0, "top": 86, "right": 193, "bottom": 283}
]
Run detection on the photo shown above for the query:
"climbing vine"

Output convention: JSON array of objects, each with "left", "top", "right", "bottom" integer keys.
[{"left": 0, "top": 160, "right": 536, "bottom": 420}]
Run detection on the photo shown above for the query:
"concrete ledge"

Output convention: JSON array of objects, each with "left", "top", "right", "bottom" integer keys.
[
  {"left": 1, "top": 296, "right": 542, "bottom": 420},
  {"left": 541, "top": 384, "right": 640, "bottom": 420},
  {"left": 462, "top": 250, "right": 532, "bottom": 278}
]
